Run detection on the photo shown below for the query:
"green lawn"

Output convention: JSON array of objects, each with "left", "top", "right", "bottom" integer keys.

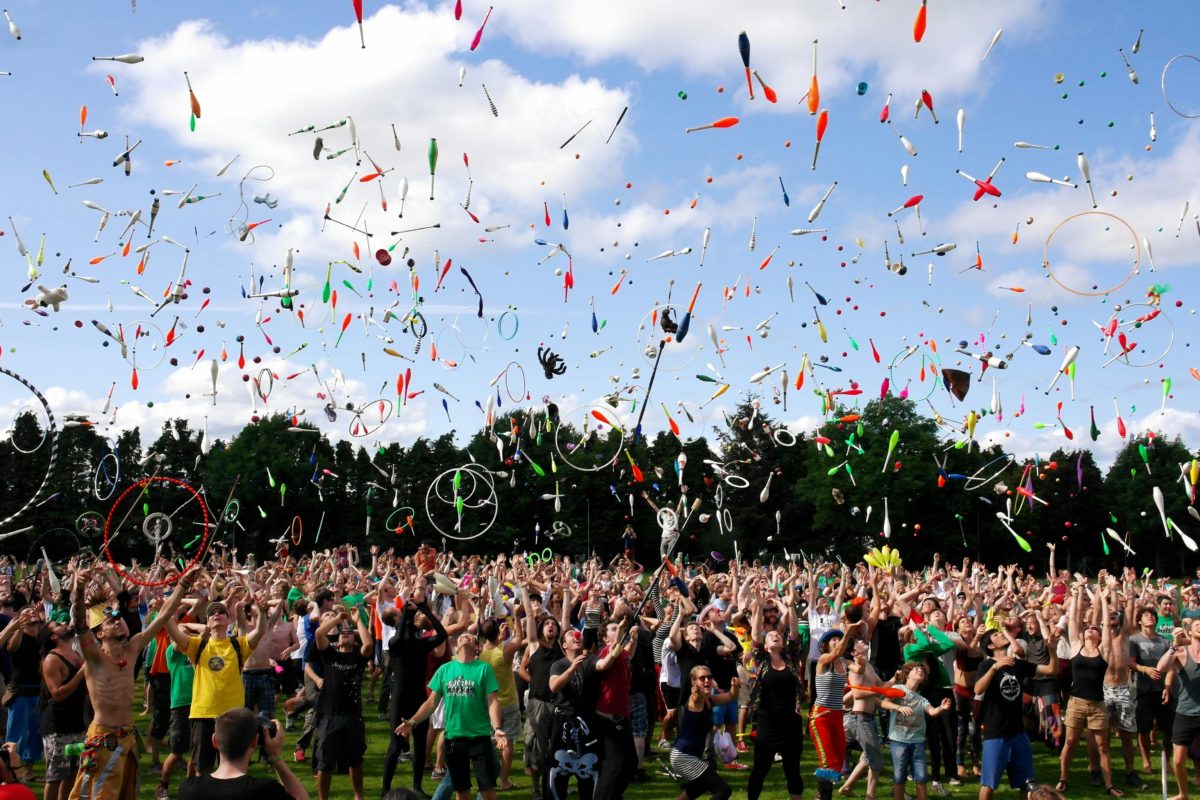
[{"left": 24, "top": 687, "right": 1190, "bottom": 798}]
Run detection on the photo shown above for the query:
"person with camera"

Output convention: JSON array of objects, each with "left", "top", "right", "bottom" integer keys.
[
  {"left": 177, "top": 707, "right": 307, "bottom": 800},
  {"left": 312, "top": 605, "right": 372, "bottom": 800},
  {"left": 0, "top": 741, "right": 36, "bottom": 800}
]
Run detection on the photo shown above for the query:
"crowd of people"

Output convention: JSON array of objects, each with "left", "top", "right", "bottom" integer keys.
[{"left": 1, "top": 539, "right": 1200, "bottom": 800}]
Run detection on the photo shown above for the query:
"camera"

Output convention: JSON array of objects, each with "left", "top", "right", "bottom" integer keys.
[{"left": 256, "top": 712, "right": 277, "bottom": 761}]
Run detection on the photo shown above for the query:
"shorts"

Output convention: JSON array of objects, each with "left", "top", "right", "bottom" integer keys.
[
  {"left": 711, "top": 699, "right": 738, "bottom": 727},
  {"left": 1103, "top": 683, "right": 1137, "bottom": 733},
  {"left": 5, "top": 693, "right": 43, "bottom": 763},
  {"left": 446, "top": 735, "right": 499, "bottom": 792},
  {"left": 168, "top": 707, "right": 191, "bottom": 756},
  {"left": 374, "top": 639, "right": 383, "bottom": 667},
  {"left": 242, "top": 669, "right": 278, "bottom": 718},
  {"left": 431, "top": 697, "right": 446, "bottom": 730},
  {"left": 844, "top": 712, "right": 884, "bottom": 773},
  {"left": 68, "top": 722, "right": 140, "bottom": 800},
  {"left": 1171, "top": 712, "right": 1200, "bottom": 747},
  {"left": 980, "top": 732, "right": 1033, "bottom": 790},
  {"left": 737, "top": 664, "right": 752, "bottom": 705},
  {"left": 314, "top": 714, "right": 367, "bottom": 772},
  {"left": 189, "top": 718, "right": 217, "bottom": 774},
  {"left": 147, "top": 673, "right": 171, "bottom": 740},
  {"left": 42, "top": 731, "right": 84, "bottom": 782},
  {"left": 629, "top": 692, "right": 649, "bottom": 739},
  {"left": 1136, "top": 691, "right": 1175, "bottom": 735},
  {"left": 889, "top": 740, "right": 927, "bottom": 785},
  {"left": 661, "top": 684, "right": 680, "bottom": 710},
  {"left": 1064, "top": 695, "right": 1107, "bottom": 731},
  {"left": 499, "top": 703, "right": 521, "bottom": 742}
]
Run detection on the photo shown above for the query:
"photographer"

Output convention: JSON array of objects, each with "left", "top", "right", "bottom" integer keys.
[
  {"left": 177, "top": 707, "right": 307, "bottom": 800},
  {"left": 0, "top": 741, "right": 36, "bottom": 800}
]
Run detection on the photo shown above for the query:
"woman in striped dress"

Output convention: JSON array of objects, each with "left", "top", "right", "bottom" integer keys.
[
  {"left": 810, "top": 622, "right": 863, "bottom": 800},
  {"left": 669, "top": 665, "right": 737, "bottom": 800}
]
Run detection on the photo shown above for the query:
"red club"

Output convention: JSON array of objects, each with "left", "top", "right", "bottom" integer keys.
[{"left": 954, "top": 157, "right": 1005, "bottom": 201}]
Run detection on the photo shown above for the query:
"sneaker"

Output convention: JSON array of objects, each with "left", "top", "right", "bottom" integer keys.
[
  {"left": 948, "top": 778, "right": 963, "bottom": 786},
  {"left": 293, "top": 747, "right": 306, "bottom": 762},
  {"left": 723, "top": 761, "right": 749, "bottom": 771},
  {"left": 736, "top": 740, "right": 748, "bottom": 754},
  {"left": 930, "top": 781, "right": 949, "bottom": 797},
  {"left": 398, "top": 751, "right": 414, "bottom": 763},
  {"left": 431, "top": 767, "right": 447, "bottom": 780},
  {"left": 657, "top": 738, "right": 671, "bottom": 751},
  {"left": 155, "top": 785, "right": 170, "bottom": 800}
]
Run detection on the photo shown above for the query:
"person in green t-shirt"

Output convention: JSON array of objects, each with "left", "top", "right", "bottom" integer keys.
[
  {"left": 1156, "top": 594, "right": 1179, "bottom": 637},
  {"left": 157, "top": 639, "right": 196, "bottom": 800},
  {"left": 395, "top": 633, "right": 505, "bottom": 800}
]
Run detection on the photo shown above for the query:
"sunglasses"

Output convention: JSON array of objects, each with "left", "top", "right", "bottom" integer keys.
[
  {"left": 102, "top": 608, "right": 122, "bottom": 620},
  {"left": 696, "top": 675, "right": 714, "bottom": 682},
  {"left": 208, "top": 608, "right": 229, "bottom": 617}
]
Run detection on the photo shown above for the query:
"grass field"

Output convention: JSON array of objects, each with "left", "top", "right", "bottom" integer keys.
[{"left": 19, "top": 688, "right": 1192, "bottom": 799}]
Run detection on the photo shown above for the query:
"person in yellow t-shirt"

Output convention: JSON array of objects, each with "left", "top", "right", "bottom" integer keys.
[
  {"left": 165, "top": 599, "right": 269, "bottom": 774},
  {"left": 478, "top": 618, "right": 523, "bottom": 791}
]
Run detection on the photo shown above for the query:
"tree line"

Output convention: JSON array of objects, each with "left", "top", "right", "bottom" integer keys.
[{"left": 0, "top": 394, "right": 1196, "bottom": 576}]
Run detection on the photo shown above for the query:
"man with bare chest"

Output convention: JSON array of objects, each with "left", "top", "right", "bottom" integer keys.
[
  {"left": 1098, "top": 583, "right": 1145, "bottom": 790},
  {"left": 244, "top": 599, "right": 294, "bottom": 719},
  {"left": 68, "top": 567, "right": 195, "bottom": 800}
]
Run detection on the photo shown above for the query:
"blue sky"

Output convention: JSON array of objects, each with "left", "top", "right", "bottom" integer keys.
[{"left": 0, "top": 0, "right": 1197, "bottom": 471}]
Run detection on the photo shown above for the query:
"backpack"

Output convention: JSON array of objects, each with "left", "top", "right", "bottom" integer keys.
[{"left": 191, "top": 632, "right": 245, "bottom": 672}]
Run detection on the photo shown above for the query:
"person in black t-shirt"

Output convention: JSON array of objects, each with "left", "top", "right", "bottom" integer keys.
[
  {"left": 178, "top": 706, "right": 307, "bottom": 800},
  {"left": 974, "top": 626, "right": 1059, "bottom": 800},
  {"left": 546, "top": 629, "right": 601, "bottom": 800},
  {"left": 312, "top": 606, "right": 373, "bottom": 800}
]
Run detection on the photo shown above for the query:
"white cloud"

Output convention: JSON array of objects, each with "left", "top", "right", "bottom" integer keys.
[{"left": 495, "top": 0, "right": 1045, "bottom": 102}]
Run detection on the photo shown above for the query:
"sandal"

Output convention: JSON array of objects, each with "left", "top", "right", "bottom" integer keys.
[
  {"left": 1105, "top": 788, "right": 1124, "bottom": 798},
  {"left": 1055, "top": 781, "right": 1068, "bottom": 793}
]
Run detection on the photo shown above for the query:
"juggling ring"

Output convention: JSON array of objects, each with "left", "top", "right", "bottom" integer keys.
[
  {"left": 656, "top": 508, "right": 679, "bottom": 531},
  {"left": 431, "top": 326, "right": 466, "bottom": 370},
  {"left": 717, "top": 468, "right": 750, "bottom": 489},
  {"left": 526, "top": 547, "right": 553, "bottom": 566},
  {"left": 142, "top": 512, "right": 173, "bottom": 546},
  {"left": 432, "top": 468, "right": 494, "bottom": 510},
  {"left": 424, "top": 465, "right": 499, "bottom": 541},
  {"left": 104, "top": 476, "right": 210, "bottom": 587},
  {"left": 773, "top": 427, "right": 797, "bottom": 447},
  {"left": 502, "top": 362, "right": 526, "bottom": 404},
  {"left": 547, "top": 520, "right": 572, "bottom": 540},
  {"left": 450, "top": 310, "right": 490, "bottom": 350},
  {"left": 222, "top": 500, "right": 240, "bottom": 523},
  {"left": 122, "top": 320, "right": 167, "bottom": 371},
  {"left": 385, "top": 505, "right": 417, "bottom": 534},
  {"left": 1161, "top": 55, "right": 1200, "bottom": 118},
  {"left": 1043, "top": 211, "right": 1139, "bottom": 297},
  {"left": 7, "top": 404, "right": 48, "bottom": 455},
  {"left": 26, "top": 527, "right": 81, "bottom": 566},
  {"left": 964, "top": 455, "right": 1016, "bottom": 492},
  {"left": 348, "top": 398, "right": 393, "bottom": 437},
  {"left": 76, "top": 510, "right": 105, "bottom": 536},
  {"left": 554, "top": 403, "right": 627, "bottom": 472},
  {"left": 93, "top": 453, "right": 120, "bottom": 501},
  {"left": 290, "top": 516, "right": 303, "bottom": 546},
  {"left": 1103, "top": 304, "right": 1175, "bottom": 368},
  {"left": 888, "top": 343, "right": 941, "bottom": 403},
  {"left": 0, "top": 366, "right": 59, "bottom": 532},
  {"left": 497, "top": 310, "right": 519, "bottom": 340},
  {"left": 255, "top": 369, "right": 274, "bottom": 402}
]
